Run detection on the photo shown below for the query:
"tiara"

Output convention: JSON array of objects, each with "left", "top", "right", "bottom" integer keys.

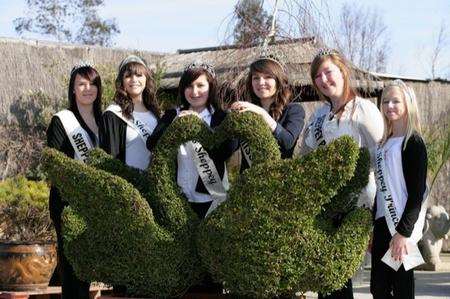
[
  {"left": 70, "top": 60, "right": 95, "bottom": 76},
  {"left": 119, "top": 55, "right": 147, "bottom": 72},
  {"left": 315, "top": 48, "right": 339, "bottom": 59},
  {"left": 252, "top": 53, "right": 286, "bottom": 70},
  {"left": 385, "top": 79, "right": 415, "bottom": 103},
  {"left": 183, "top": 61, "right": 216, "bottom": 78}
]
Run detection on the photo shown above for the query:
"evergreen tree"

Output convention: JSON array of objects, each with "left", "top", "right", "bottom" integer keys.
[
  {"left": 14, "top": 0, "right": 120, "bottom": 47},
  {"left": 233, "top": 0, "right": 273, "bottom": 47}
]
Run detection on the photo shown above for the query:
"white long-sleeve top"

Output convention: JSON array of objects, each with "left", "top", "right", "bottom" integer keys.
[{"left": 302, "top": 97, "right": 384, "bottom": 208}]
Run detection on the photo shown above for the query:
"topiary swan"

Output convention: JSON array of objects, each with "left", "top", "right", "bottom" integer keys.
[{"left": 42, "top": 111, "right": 372, "bottom": 298}]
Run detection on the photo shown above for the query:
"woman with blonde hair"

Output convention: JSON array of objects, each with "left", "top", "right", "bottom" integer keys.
[
  {"left": 303, "top": 48, "right": 384, "bottom": 299},
  {"left": 371, "top": 80, "right": 427, "bottom": 299}
]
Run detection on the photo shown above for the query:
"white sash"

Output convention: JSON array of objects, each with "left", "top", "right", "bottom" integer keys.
[
  {"left": 375, "top": 145, "right": 427, "bottom": 271},
  {"left": 55, "top": 110, "right": 94, "bottom": 163},
  {"left": 185, "top": 141, "right": 229, "bottom": 217},
  {"left": 240, "top": 140, "right": 252, "bottom": 167},
  {"left": 105, "top": 105, "right": 152, "bottom": 144}
]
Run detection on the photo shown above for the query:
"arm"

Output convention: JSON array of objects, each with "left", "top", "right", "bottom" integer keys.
[
  {"left": 272, "top": 103, "right": 305, "bottom": 153},
  {"left": 395, "top": 135, "right": 428, "bottom": 237},
  {"left": 99, "top": 111, "right": 124, "bottom": 160},
  {"left": 46, "top": 116, "right": 68, "bottom": 152}
]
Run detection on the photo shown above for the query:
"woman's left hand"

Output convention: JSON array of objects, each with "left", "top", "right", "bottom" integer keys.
[
  {"left": 390, "top": 232, "right": 408, "bottom": 261},
  {"left": 231, "top": 101, "right": 277, "bottom": 131}
]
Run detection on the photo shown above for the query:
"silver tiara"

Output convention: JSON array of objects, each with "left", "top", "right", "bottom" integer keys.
[
  {"left": 70, "top": 60, "right": 95, "bottom": 76},
  {"left": 183, "top": 61, "right": 216, "bottom": 78},
  {"left": 252, "top": 53, "right": 285, "bottom": 70},
  {"left": 119, "top": 55, "right": 147, "bottom": 72},
  {"left": 315, "top": 48, "right": 339, "bottom": 59}
]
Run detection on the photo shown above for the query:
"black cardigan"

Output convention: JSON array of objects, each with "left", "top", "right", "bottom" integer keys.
[
  {"left": 147, "top": 108, "right": 238, "bottom": 195},
  {"left": 374, "top": 132, "right": 428, "bottom": 238},
  {"left": 46, "top": 109, "right": 99, "bottom": 226},
  {"left": 240, "top": 102, "right": 305, "bottom": 170}
]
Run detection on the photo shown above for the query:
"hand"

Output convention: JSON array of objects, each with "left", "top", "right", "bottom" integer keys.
[
  {"left": 230, "top": 101, "right": 262, "bottom": 114},
  {"left": 178, "top": 110, "right": 201, "bottom": 119},
  {"left": 390, "top": 232, "right": 408, "bottom": 262},
  {"left": 230, "top": 101, "right": 277, "bottom": 131}
]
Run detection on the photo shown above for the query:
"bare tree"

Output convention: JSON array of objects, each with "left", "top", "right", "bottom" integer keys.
[
  {"left": 14, "top": 0, "right": 120, "bottom": 47},
  {"left": 430, "top": 21, "right": 449, "bottom": 79},
  {"left": 335, "top": 3, "right": 389, "bottom": 72},
  {"left": 230, "top": 0, "right": 390, "bottom": 72}
]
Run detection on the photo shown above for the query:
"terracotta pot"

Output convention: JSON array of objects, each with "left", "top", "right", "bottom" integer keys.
[{"left": 0, "top": 242, "right": 57, "bottom": 291}]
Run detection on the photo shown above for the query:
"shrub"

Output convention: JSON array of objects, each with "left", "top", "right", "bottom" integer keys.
[
  {"left": 42, "top": 111, "right": 371, "bottom": 298},
  {"left": 0, "top": 176, "right": 54, "bottom": 242}
]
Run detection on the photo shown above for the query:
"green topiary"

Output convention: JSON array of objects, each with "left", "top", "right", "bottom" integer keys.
[{"left": 42, "top": 111, "right": 371, "bottom": 298}]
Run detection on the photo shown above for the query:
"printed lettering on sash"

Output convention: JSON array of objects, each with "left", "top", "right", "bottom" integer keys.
[
  {"left": 185, "top": 141, "right": 228, "bottom": 217},
  {"left": 240, "top": 140, "right": 252, "bottom": 167},
  {"left": 313, "top": 113, "right": 327, "bottom": 147},
  {"left": 106, "top": 105, "right": 153, "bottom": 144},
  {"left": 375, "top": 145, "right": 427, "bottom": 271},
  {"left": 55, "top": 110, "right": 94, "bottom": 163}
]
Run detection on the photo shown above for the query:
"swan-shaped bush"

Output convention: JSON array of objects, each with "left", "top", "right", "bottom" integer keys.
[{"left": 42, "top": 111, "right": 372, "bottom": 298}]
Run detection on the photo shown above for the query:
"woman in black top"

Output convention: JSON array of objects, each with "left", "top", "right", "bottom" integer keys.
[
  {"left": 231, "top": 55, "right": 305, "bottom": 170},
  {"left": 371, "top": 80, "right": 427, "bottom": 299},
  {"left": 47, "top": 62, "right": 102, "bottom": 299}
]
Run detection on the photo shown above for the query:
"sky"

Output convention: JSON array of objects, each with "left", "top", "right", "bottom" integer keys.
[{"left": 0, "top": 0, "right": 449, "bottom": 79}]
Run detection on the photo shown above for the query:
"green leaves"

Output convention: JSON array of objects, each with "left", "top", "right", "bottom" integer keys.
[{"left": 43, "top": 111, "right": 372, "bottom": 298}]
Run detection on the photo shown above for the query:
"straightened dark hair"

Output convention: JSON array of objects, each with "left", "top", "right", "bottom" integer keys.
[
  {"left": 68, "top": 66, "right": 102, "bottom": 125},
  {"left": 114, "top": 62, "right": 161, "bottom": 119},
  {"left": 178, "top": 68, "right": 219, "bottom": 112},
  {"left": 245, "top": 59, "right": 292, "bottom": 121}
]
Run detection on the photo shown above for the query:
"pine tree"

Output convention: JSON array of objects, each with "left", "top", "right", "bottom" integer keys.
[
  {"left": 14, "top": 0, "right": 120, "bottom": 47},
  {"left": 233, "top": 0, "right": 273, "bottom": 47}
]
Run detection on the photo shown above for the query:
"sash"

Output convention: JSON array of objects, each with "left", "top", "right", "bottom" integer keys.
[
  {"left": 105, "top": 105, "right": 152, "bottom": 144},
  {"left": 185, "top": 141, "right": 229, "bottom": 217},
  {"left": 55, "top": 110, "right": 94, "bottom": 163},
  {"left": 311, "top": 113, "right": 328, "bottom": 148},
  {"left": 375, "top": 145, "right": 427, "bottom": 271},
  {"left": 240, "top": 140, "right": 252, "bottom": 167}
]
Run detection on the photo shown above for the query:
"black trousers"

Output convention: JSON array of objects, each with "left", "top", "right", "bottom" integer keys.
[
  {"left": 50, "top": 192, "right": 90, "bottom": 299},
  {"left": 370, "top": 217, "right": 415, "bottom": 299},
  {"left": 318, "top": 279, "right": 353, "bottom": 299}
]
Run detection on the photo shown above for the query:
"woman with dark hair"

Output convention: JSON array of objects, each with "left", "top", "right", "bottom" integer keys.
[
  {"left": 47, "top": 62, "right": 102, "bottom": 298},
  {"left": 100, "top": 55, "right": 160, "bottom": 170},
  {"left": 147, "top": 62, "right": 235, "bottom": 219},
  {"left": 231, "top": 56, "right": 305, "bottom": 170}
]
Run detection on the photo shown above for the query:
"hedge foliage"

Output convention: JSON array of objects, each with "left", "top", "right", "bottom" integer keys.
[
  {"left": 0, "top": 176, "right": 54, "bottom": 242},
  {"left": 42, "top": 111, "right": 371, "bottom": 298}
]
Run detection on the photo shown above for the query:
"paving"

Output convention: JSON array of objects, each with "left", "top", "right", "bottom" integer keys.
[{"left": 301, "top": 253, "right": 450, "bottom": 299}]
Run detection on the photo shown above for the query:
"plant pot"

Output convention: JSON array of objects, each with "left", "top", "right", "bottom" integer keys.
[{"left": 0, "top": 242, "right": 57, "bottom": 291}]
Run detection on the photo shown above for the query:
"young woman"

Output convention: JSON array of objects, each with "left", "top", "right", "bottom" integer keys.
[
  {"left": 302, "top": 49, "right": 384, "bottom": 299},
  {"left": 100, "top": 55, "right": 160, "bottom": 170},
  {"left": 147, "top": 62, "right": 236, "bottom": 220},
  {"left": 231, "top": 55, "right": 305, "bottom": 170},
  {"left": 147, "top": 61, "right": 236, "bottom": 294},
  {"left": 370, "top": 80, "right": 427, "bottom": 299},
  {"left": 47, "top": 62, "right": 102, "bottom": 299}
]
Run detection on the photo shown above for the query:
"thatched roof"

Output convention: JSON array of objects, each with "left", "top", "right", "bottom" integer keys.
[{"left": 159, "top": 38, "right": 384, "bottom": 92}]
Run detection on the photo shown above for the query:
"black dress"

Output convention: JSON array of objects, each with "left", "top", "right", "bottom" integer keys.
[{"left": 47, "top": 109, "right": 99, "bottom": 299}]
